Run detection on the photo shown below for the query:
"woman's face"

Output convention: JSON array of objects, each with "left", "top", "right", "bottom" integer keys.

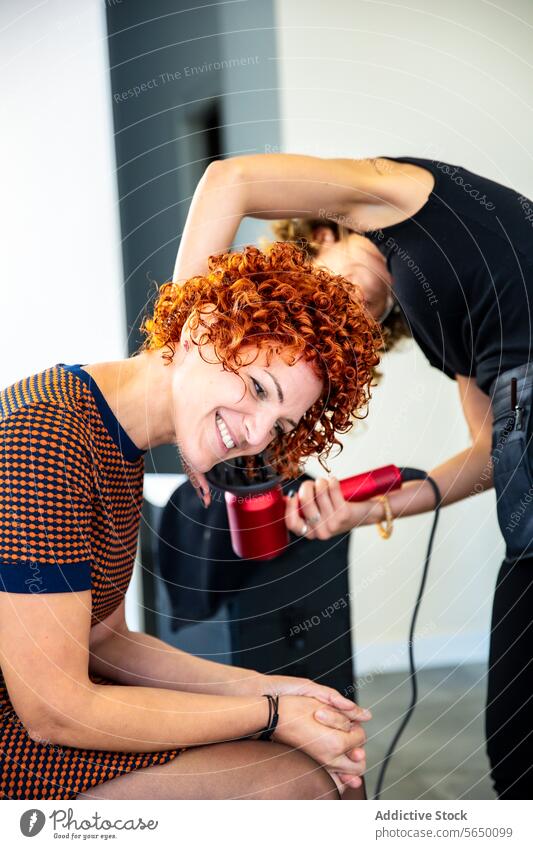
[
  {"left": 314, "top": 229, "right": 393, "bottom": 321},
  {"left": 170, "top": 342, "right": 323, "bottom": 474}
]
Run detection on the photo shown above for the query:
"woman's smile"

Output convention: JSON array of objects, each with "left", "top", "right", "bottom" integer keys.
[
  {"left": 215, "top": 411, "right": 237, "bottom": 453},
  {"left": 171, "top": 344, "right": 324, "bottom": 476}
]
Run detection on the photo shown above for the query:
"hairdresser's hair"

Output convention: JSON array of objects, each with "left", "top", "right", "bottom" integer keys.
[
  {"left": 271, "top": 219, "right": 411, "bottom": 353},
  {"left": 140, "top": 242, "right": 382, "bottom": 478}
]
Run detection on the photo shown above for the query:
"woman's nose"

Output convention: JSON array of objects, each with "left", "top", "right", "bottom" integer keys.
[{"left": 244, "top": 412, "right": 276, "bottom": 448}]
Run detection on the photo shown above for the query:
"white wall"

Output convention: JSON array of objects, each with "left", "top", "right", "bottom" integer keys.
[
  {"left": 0, "top": 0, "right": 142, "bottom": 630},
  {"left": 274, "top": 0, "right": 533, "bottom": 673},
  {"left": 0, "top": 0, "right": 126, "bottom": 382}
]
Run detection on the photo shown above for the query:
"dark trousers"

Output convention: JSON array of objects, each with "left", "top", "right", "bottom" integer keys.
[
  {"left": 487, "top": 364, "right": 533, "bottom": 798},
  {"left": 486, "top": 557, "right": 533, "bottom": 798}
]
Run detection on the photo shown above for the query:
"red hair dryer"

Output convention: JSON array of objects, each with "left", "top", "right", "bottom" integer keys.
[{"left": 206, "top": 457, "right": 403, "bottom": 561}]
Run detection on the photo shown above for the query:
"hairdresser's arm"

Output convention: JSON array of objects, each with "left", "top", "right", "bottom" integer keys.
[
  {"left": 287, "top": 374, "right": 494, "bottom": 537},
  {"left": 173, "top": 154, "right": 397, "bottom": 282}
]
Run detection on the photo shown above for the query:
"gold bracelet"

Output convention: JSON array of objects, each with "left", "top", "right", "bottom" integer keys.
[{"left": 376, "top": 494, "right": 393, "bottom": 539}]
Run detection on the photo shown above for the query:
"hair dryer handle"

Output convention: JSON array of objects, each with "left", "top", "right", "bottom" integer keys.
[
  {"left": 339, "top": 464, "right": 403, "bottom": 502},
  {"left": 295, "top": 464, "right": 403, "bottom": 517}
]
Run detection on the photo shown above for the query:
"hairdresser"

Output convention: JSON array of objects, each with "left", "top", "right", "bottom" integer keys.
[{"left": 174, "top": 153, "right": 533, "bottom": 799}]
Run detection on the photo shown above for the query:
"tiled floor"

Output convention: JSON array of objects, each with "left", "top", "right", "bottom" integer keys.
[{"left": 361, "top": 663, "right": 496, "bottom": 800}]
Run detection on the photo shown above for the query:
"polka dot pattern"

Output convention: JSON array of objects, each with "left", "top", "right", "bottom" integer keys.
[{"left": 0, "top": 364, "right": 183, "bottom": 799}]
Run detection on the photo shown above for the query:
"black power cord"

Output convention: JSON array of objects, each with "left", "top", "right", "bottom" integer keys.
[{"left": 373, "top": 467, "right": 442, "bottom": 801}]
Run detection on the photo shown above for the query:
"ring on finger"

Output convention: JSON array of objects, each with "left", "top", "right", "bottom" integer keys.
[
  {"left": 308, "top": 513, "right": 321, "bottom": 527},
  {"left": 300, "top": 522, "right": 309, "bottom": 536}
]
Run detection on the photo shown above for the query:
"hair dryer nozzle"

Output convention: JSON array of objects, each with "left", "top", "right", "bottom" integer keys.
[
  {"left": 206, "top": 455, "right": 288, "bottom": 560},
  {"left": 205, "top": 453, "right": 281, "bottom": 495},
  {"left": 207, "top": 459, "right": 405, "bottom": 560}
]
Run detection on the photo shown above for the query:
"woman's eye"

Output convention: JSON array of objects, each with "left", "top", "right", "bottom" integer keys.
[
  {"left": 252, "top": 378, "right": 284, "bottom": 438},
  {"left": 253, "top": 379, "right": 266, "bottom": 398}
]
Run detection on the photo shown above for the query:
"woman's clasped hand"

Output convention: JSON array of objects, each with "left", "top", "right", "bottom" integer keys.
[{"left": 235, "top": 672, "right": 372, "bottom": 793}]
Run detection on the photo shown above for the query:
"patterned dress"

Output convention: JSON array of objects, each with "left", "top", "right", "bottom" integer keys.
[{"left": 0, "top": 363, "right": 183, "bottom": 799}]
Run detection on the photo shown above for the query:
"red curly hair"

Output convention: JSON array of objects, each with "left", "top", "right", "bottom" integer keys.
[{"left": 140, "top": 242, "right": 381, "bottom": 478}]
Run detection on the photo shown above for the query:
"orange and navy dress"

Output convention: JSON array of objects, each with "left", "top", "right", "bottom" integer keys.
[{"left": 0, "top": 363, "right": 183, "bottom": 799}]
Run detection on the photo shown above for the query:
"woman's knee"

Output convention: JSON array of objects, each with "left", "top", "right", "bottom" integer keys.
[
  {"left": 241, "top": 740, "right": 340, "bottom": 799},
  {"left": 173, "top": 738, "right": 339, "bottom": 799},
  {"left": 76, "top": 740, "right": 339, "bottom": 800}
]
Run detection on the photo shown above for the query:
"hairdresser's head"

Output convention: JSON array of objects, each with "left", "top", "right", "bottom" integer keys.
[
  {"left": 271, "top": 219, "right": 411, "bottom": 351},
  {"left": 140, "top": 243, "right": 381, "bottom": 479}
]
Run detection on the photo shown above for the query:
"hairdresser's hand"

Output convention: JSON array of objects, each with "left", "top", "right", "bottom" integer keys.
[
  {"left": 285, "top": 476, "right": 381, "bottom": 540},
  {"left": 272, "top": 695, "right": 368, "bottom": 790}
]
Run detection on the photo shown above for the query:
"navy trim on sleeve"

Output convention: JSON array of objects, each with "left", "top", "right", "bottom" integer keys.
[
  {"left": 0, "top": 561, "right": 92, "bottom": 593},
  {"left": 58, "top": 364, "right": 145, "bottom": 463}
]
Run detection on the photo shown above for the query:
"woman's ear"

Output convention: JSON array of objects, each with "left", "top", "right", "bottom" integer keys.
[
  {"left": 180, "top": 303, "right": 218, "bottom": 349},
  {"left": 311, "top": 225, "right": 337, "bottom": 245},
  {"left": 180, "top": 318, "right": 193, "bottom": 350}
]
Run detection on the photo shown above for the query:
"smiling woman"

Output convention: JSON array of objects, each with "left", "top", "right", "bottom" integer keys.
[
  {"left": 141, "top": 242, "right": 381, "bottom": 488},
  {"left": 0, "top": 242, "right": 379, "bottom": 801}
]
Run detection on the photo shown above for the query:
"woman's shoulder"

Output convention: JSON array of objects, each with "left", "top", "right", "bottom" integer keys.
[
  {"left": 1, "top": 363, "right": 83, "bottom": 413},
  {"left": 0, "top": 363, "right": 90, "bottom": 445}
]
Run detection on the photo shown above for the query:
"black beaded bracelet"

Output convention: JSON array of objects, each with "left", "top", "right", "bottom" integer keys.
[{"left": 257, "top": 694, "right": 279, "bottom": 741}]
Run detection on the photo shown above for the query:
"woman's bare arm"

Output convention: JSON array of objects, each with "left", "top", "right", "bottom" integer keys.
[
  {"left": 386, "top": 373, "right": 494, "bottom": 517},
  {"left": 0, "top": 590, "right": 266, "bottom": 750},
  {"left": 173, "top": 154, "right": 403, "bottom": 282},
  {"left": 286, "top": 375, "right": 495, "bottom": 536},
  {"left": 0, "top": 589, "right": 365, "bottom": 777},
  {"left": 88, "top": 602, "right": 373, "bottom": 726},
  {"left": 89, "top": 600, "right": 264, "bottom": 696}
]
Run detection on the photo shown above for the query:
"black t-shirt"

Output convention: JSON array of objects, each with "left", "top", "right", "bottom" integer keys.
[{"left": 364, "top": 157, "right": 533, "bottom": 394}]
